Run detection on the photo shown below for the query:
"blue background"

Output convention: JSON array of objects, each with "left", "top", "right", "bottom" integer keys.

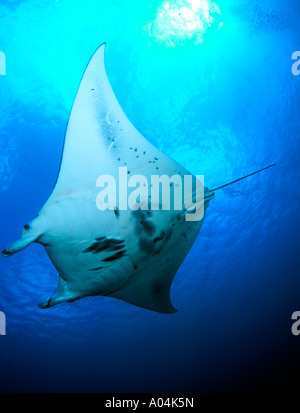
[{"left": 0, "top": 0, "right": 299, "bottom": 392}]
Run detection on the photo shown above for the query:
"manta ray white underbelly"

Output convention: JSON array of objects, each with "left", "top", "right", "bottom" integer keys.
[{"left": 2, "top": 44, "right": 275, "bottom": 313}]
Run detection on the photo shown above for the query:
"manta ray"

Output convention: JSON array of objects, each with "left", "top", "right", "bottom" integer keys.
[{"left": 2, "top": 44, "right": 275, "bottom": 313}]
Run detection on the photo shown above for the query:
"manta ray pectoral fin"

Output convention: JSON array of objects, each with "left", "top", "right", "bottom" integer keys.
[
  {"left": 38, "top": 276, "right": 75, "bottom": 309},
  {"left": 106, "top": 269, "right": 178, "bottom": 314}
]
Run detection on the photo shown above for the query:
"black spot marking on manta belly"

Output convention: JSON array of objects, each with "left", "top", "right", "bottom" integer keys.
[
  {"left": 102, "top": 249, "right": 127, "bottom": 262},
  {"left": 141, "top": 220, "right": 155, "bottom": 236},
  {"left": 153, "top": 231, "right": 165, "bottom": 243},
  {"left": 89, "top": 267, "right": 103, "bottom": 271},
  {"left": 139, "top": 236, "right": 155, "bottom": 254},
  {"left": 24, "top": 224, "right": 30, "bottom": 230},
  {"left": 132, "top": 210, "right": 156, "bottom": 237},
  {"left": 151, "top": 229, "right": 173, "bottom": 256}
]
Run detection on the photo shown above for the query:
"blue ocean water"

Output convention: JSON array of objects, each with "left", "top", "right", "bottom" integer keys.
[{"left": 0, "top": 0, "right": 300, "bottom": 392}]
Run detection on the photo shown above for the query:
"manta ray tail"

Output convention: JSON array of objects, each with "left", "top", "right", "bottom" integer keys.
[
  {"left": 2, "top": 216, "right": 44, "bottom": 257},
  {"left": 209, "top": 164, "right": 276, "bottom": 193}
]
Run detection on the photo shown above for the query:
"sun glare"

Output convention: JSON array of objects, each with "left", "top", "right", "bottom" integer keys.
[{"left": 145, "top": 0, "right": 222, "bottom": 46}]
